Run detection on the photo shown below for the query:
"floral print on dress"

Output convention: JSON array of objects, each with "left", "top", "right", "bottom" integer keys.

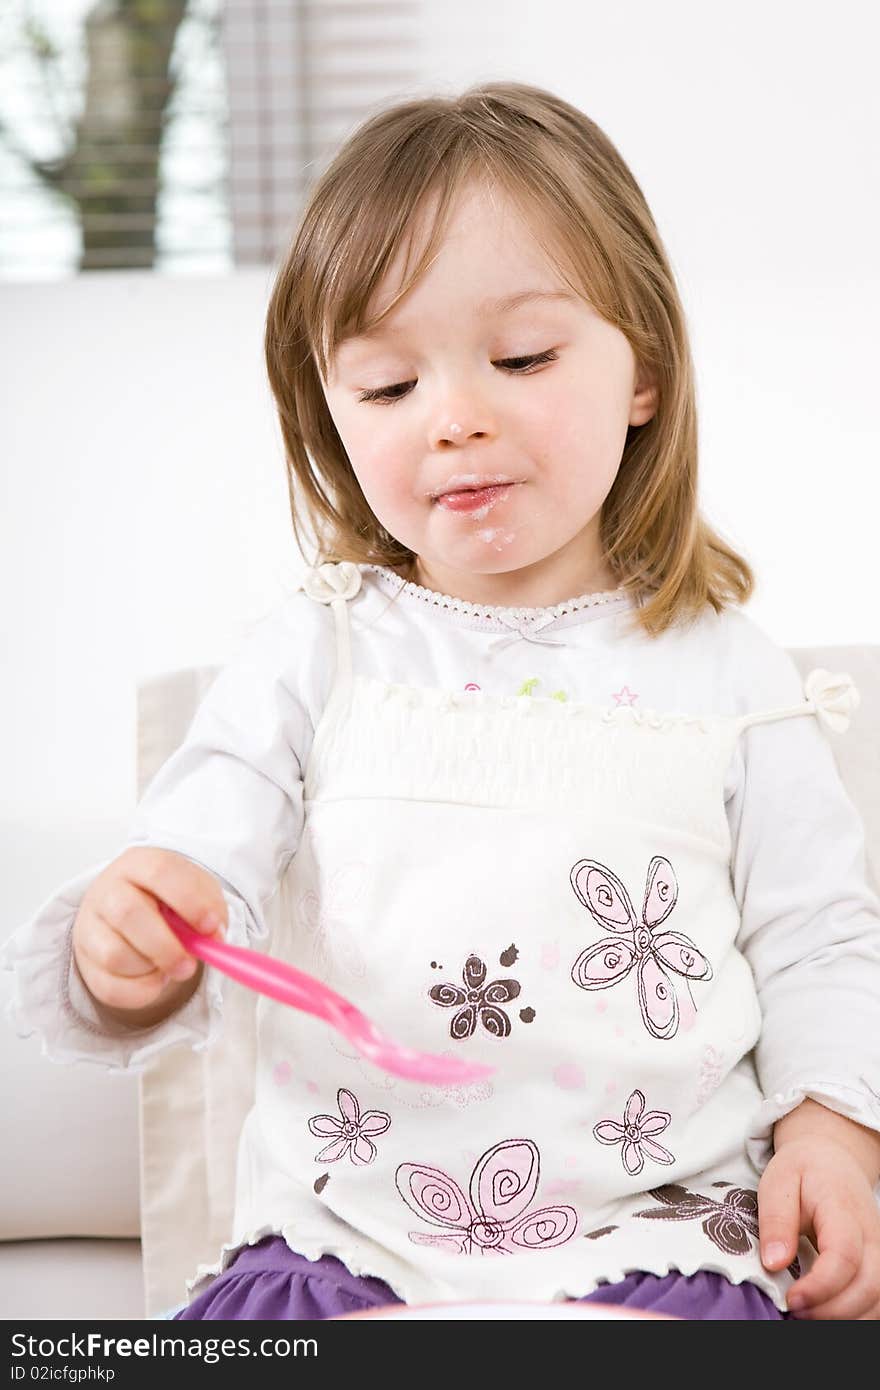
[
  {"left": 593, "top": 1088, "right": 675, "bottom": 1176},
  {"left": 307, "top": 1087, "right": 390, "bottom": 1166},
  {"left": 429, "top": 953, "right": 521, "bottom": 1039},
  {"left": 569, "top": 856, "right": 713, "bottom": 1039},
  {"left": 695, "top": 1045, "right": 726, "bottom": 1107},
  {"left": 299, "top": 860, "right": 369, "bottom": 983},
  {"left": 634, "top": 1183, "right": 801, "bottom": 1278},
  {"left": 396, "top": 1139, "right": 578, "bottom": 1255}
]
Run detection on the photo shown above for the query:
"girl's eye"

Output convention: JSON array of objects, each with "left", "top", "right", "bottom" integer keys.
[{"left": 355, "top": 350, "right": 559, "bottom": 405}]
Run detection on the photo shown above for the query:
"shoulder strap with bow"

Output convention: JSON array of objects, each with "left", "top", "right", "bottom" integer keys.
[
  {"left": 299, "top": 562, "right": 363, "bottom": 705},
  {"left": 735, "top": 668, "right": 861, "bottom": 736}
]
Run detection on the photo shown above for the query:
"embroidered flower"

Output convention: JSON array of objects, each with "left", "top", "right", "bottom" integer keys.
[
  {"left": 570, "top": 856, "right": 713, "bottom": 1040},
  {"left": 804, "top": 668, "right": 860, "bottom": 734},
  {"left": 429, "top": 953, "right": 521, "bottom": 1039},
  {"left": 695, "top": 1044, "right": 725, "bottom": 1107},
  {"left": 299, "top": 859, "right": 369, "bottom": 982},
  {"left": 301, "top": 561, "right": 362, "bottom": 604},
  {"left": 593, "top": 1088, "right": 675, "bottom": 1176},
  {"left": 396, "top": 1138, "right": 578, "bottom": 1254},
  {"left": 307, "top": 1087, "right": 390, "bottom": 1165}
]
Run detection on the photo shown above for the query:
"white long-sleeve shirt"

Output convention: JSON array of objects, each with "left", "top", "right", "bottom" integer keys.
[{"left": 3, "top": 562, "right": 880, "bottom": 1307}]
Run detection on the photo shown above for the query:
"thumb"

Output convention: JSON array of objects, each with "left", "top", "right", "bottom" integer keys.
[{"left": 758, "top": 1157, "right": 803, "bottom": 1270}]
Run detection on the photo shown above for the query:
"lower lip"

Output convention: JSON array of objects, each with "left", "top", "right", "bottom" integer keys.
[{"left": 435, "top": 484, "right": 517, "bottom": 512}]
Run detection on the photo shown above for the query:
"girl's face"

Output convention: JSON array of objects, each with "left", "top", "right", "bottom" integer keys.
[{"left": 320, "top": 180, "right": 657, "bottom": 606}]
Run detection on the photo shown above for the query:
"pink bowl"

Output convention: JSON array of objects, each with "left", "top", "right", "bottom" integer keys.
[{"left": 335, "top": 1298, "right": 676, "bottom": 1320}]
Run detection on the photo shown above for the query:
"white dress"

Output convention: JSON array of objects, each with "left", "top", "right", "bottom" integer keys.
[{"left": 3, "top": 562, "right": 879, "bottom": 1314}]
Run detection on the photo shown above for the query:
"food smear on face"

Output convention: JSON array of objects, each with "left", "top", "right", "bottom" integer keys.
[{"left": 474, "top": 527, "right": 517, "bottom": 552}]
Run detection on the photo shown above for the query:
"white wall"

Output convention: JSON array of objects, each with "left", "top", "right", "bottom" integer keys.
[
  {"left": 3, "top": 0, "right": 879, "bottom": 942},
  {"left": 1, "top": 268, "right": 303, "bottom": 933},
  {"left": 415, "top": 0, "right": 880, "bottom": 639}
]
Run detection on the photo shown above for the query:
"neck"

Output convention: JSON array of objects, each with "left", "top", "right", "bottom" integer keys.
[{"left": 401, "top": 556, "right": 620, "bottom": 610}]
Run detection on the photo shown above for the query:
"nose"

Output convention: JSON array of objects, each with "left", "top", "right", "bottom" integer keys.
[{"left": 428, "top": 389, "right": 497, "bottom": 450}]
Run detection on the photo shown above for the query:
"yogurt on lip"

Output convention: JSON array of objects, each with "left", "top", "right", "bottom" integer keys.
[{"left": 434, "top": 483, "right": 519, "bottom": 515}]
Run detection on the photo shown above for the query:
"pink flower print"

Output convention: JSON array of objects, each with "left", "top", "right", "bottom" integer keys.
[
  {"left": 593, "top": 1088, "right": 675, "bottom": 1176},
  {"left": 299, "top": 861, "right": 369, "bottom": 982},
  {"left": 570, "top": 856, "right": 713, "bottom": 1040},
  {"left": 396, "top": 1139, "right": 578, "bottom": 1255},
  {"left": 308, "top": 1088, "right": 390, "bottom": 1166},
  {"left": 429, "top": 953, "right": 521, "bottom": 1039}
]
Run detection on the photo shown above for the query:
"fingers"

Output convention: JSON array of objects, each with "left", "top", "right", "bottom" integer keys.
[
  {"left": 758, "top": 1157, "right": 803, "bottom": 1271},
  {"left": 760, "top": 1145, "right": 880, "bottom": 1320},
  {"left": 76, "top": 883, "right": 194, "bottom": 1010},
  {"left": 75, "top": 848, "right": 228, "bottom": 1011},
  {"left": 74, "top": 950, "right": 171, "bottom": 1013},
  {"left": 119, "top": 846, "right": 228, "bottom": 938},
  {"left": 787, "top": 1205, "right": 864, "bottom": 1315},
  {"left": 791, "top": 1253, "right": 880, "bottom": 1319}
]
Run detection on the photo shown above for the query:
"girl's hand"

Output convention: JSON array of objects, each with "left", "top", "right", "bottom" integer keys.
[
  {"left": 758, "top": 1134, "right": 880, "bottom": 1318},
  {"left": 72, "top": 846, "right": 227, "bottom": 1020}
]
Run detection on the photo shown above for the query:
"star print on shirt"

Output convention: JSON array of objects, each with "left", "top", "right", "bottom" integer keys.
[{"left": 612, "top": 685, "right": 639, "bottom": 706}]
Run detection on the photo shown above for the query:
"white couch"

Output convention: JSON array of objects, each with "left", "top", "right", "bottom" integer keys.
[{"left": 2, "top": 642, "right": 878, "bottom": 1320}]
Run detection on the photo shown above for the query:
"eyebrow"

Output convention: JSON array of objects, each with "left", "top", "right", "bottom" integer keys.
[{"left": 343, "top": 288, "right": 578, "bottom": 346}]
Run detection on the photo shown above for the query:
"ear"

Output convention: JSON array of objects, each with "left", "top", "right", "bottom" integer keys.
[{"left": 629, "top": 366, "right": 659, "bottom": 427}]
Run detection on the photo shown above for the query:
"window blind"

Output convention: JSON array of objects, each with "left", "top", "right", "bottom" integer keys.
[{"left": 0, "top": 0, "right": 420, "bottom": 279}]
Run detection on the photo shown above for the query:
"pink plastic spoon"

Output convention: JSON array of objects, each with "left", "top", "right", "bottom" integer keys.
[{"left": 159, "top": 902, "right": 494, "bottom": 1085}]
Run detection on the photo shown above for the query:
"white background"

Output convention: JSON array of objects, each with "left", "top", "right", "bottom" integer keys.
[{"left": 2, "top": 0, "right": 878, "bottom": 936}]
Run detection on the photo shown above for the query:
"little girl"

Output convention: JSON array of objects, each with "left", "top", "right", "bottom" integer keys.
[{"left": 4, "top": 82, "right": 880, "bottom": 1322}]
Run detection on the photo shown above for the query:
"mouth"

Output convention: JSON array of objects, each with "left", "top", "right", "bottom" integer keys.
[{"left": 431, "top": 478, "right": 522, "bottom": 513}]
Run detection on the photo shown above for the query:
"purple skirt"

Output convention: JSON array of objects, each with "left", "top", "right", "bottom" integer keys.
[{"left": 173, "top": 1235, "right": 789, "bottom": 1320}]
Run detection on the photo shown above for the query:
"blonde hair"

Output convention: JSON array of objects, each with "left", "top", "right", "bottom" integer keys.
[{"left": 264, "top": 80, "right": 754, "bottom": 638}]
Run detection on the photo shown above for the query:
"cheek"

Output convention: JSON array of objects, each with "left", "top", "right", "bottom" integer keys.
[
  {"left": 346, "top": 438, "right": 412, "bottom": 516},
  {"left": 328, "top": 407, "right": 391, "bottom": 485},
  {"left": 530, "top": 378, "right": 626, "bottom": 487}
]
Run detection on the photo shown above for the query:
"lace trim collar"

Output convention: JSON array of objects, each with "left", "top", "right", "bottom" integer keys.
[{"left": 363, "top": 564, "right": 632, "bottom": 625}]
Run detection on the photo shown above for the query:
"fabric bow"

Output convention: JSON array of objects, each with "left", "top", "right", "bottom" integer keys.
[
  {"left": 804, "top": 667, "right": 860, "bottom": 734},
  {"left": 487, "top": 612, "right": 566, "bottom": 652},
  {"left": 301, "top": 561, "right": 362, "bottom": 604}
]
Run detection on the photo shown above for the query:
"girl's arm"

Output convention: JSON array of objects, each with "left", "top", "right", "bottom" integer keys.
[
  {"left": 2, "top": 594, "right": 321, "bottom": 1069},
  {"left": 725, "top": 622, "right": 880, "bottom": 1317},
  {"left": 724, "top": 620, "right": 880, "bottom": 1165}
]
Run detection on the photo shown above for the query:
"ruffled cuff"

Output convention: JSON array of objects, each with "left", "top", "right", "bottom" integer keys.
[
  {"left": 1, "top": 861, "right": 256, "bottom": 1074},
  {"left": 746, "top": 1079, "right": 880, "bottom": 1173}
]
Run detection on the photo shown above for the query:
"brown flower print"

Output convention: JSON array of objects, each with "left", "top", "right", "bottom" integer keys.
[
  {"left": 307, "top": 1087, "right": 390, "bottom": 1166},
  {"left": 429, "top": 953, "right": 521, "bottom": 1039},
  {"left": 634, "top": 1183, "right": 801, "bottom": 1278}
]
